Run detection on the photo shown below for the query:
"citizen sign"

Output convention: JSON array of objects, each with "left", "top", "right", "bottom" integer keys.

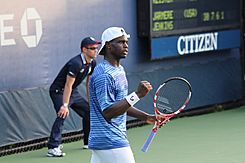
[
  {"left": 0, "top": 8, "right": 42, "bottom": 48},
  {"left": 177, "top": 32, "right": 218, "bottom": 55}
]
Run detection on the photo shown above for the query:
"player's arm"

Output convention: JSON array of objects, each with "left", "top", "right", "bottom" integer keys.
[
  {"left": 127, "top": 107, "right": 156, "bottom": 124},
  {"left": 103, "top": 100, "right": 131, "bottom": 121},
  {"left": 103, "top": 81, "right": 152, "bottom": 121},
  {"left": 58, "top": 75, "right": 75, "bottom": 119},
  {"left": 103, "top": 101, "right": 156, "bottom": 124}
]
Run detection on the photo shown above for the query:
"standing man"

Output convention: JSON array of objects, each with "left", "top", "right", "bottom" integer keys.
[
  {"left": 47, "top": 37, "right": 101, "bottom": 157},
  {"left": 88, "top": 27, "right": 164, "bottom": 163}
]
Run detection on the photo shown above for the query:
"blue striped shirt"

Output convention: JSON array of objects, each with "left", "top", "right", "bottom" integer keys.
[{"left": 88, "top": 60, "right": 129, "bottom": 150}]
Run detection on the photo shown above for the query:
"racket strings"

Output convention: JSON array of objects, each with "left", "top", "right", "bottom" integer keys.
[{"left": 156, "top": 80, "right": 190, "bottom": 114}]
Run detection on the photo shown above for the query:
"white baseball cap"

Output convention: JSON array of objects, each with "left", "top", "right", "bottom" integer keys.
[{"left": 98, "top": 27, "right": 130, "bottom": 55}]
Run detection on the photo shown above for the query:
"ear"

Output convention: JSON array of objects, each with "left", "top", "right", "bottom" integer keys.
[
  {"left": 81, "top": 46, "right": 86, "bottom": 52},
  {"left": 105, "top": 42, "right": 111, "bottom": 49}
]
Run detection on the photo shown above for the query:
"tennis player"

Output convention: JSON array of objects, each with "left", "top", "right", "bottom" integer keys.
[
  {"left": 88, "top": 27, "right": 161, "bottom": 163},
  {"left": 47, "top": 37, "right": 100, "bottom": 157}
]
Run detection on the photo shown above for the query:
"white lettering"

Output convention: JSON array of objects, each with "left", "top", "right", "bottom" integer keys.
[
  {"left": 21, "top": 8, "right": 42, "bottom": 48},
  {"left": 204, "top": 33, "right": 211, "bottom": 50},
  {"left": 198, "top": 34, "right": 204, "bottom": 52},
  {"left": 210, "top": 32, "right": 218, "bottom": 50},
  {"left": 0, "top": 14, "right": 16, "bottom": 46},
  {"left": 177, "top": 36, "right": 185, "bottom": 55},
  {"left": 0, "top": 8, "right": 42, "bottom": 48},
  {"left": 188, "top": 35, "right": 195, "bottom": 53},
  {"left": 177, "top": 32, "right": 218, "bottom": 55}
]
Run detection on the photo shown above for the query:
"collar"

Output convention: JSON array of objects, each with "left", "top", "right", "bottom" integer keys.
[{"left": 80, "top": 53, "right": 93, "bottom": 65}]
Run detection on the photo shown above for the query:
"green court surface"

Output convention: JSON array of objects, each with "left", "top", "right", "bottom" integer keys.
[{"left": 1, "top": 106, "right": 245, "bottom": 163}]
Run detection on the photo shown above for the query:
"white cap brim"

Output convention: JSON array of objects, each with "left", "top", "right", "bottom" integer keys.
[{"left": 98, "top": 27, "right": 130, "bottom": 55}]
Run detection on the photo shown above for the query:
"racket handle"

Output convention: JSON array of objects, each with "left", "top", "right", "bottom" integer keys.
[{"left": 141, "top": 131, "right": 156, "bottom": 152}]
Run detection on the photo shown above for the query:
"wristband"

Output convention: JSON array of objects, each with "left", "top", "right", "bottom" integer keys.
[
  {"left": 125, "top": 92, "right": 140, "bottom": 106},
  {"left": 63, "top": 103, "right": 68, "bottom": 108}
]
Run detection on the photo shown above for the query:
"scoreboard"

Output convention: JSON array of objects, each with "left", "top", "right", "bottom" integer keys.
[
  {"left": 137, "top": 0, "right": 241, "bottom": 59},
  {"left": 137, "top": 0, "right": 240, "bottom": 38}
]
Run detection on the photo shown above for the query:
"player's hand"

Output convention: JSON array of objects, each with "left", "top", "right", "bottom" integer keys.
[
  {"left": 146, "top": 114, "right": 170, "bottom": 126},
  {"left": 157, "top": 115, "right": 170, "bottom": 127},
  {"left": 145, "top": 114, "right": 157, "bottom": 124},
  {"left": 136, "top": 81, "right": 152, "bottom": 98},
  {"left": 57, "top": 106, "right": 69, "bottom": 119}
]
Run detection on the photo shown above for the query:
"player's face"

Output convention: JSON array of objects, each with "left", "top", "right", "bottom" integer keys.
[
  {"left": 84, "top": 45, "right": 99, "bottom": 59},
  {"left": 109, "top": 35, "right": 129, "bottom": 59}
]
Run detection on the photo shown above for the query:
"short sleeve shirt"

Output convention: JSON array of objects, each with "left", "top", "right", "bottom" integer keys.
[
  {"left": 50, "top": 53, "right": 96, "bottom": 91},
  {"left": 88, "top": 60, "right": 129, "bottom": 150}
]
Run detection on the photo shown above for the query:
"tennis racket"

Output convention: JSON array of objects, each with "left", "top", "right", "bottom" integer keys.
[{"left": 141, "top": 77, "right": 192, "bottom": 152}]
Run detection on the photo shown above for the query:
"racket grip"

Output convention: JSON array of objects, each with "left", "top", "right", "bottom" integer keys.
[{"left": 141, "top": 131, "right": 156, "bottom": 152}]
